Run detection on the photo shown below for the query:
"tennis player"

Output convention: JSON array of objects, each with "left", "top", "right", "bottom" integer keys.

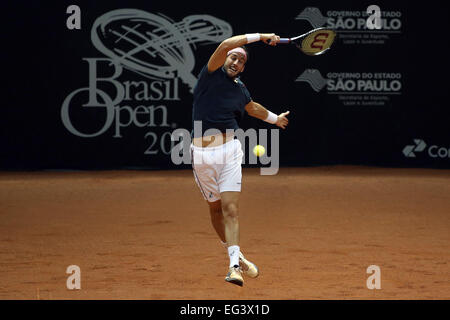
[{"left": 191, "top": 32, "right": 290, "bottom": 286}]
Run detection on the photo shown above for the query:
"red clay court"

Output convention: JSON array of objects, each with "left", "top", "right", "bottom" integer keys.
[{"left": 0, "top": 166, "right": 449, "bottom": 299}]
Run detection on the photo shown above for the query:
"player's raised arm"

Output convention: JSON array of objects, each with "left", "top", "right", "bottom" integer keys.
[
  {"left": 245, "top": 101, "right": 290, "bottom": 129},
  {"left": 207, "top": 33, "right": 280, "bottom": 73}
]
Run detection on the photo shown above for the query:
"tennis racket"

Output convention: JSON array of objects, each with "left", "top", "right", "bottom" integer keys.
[{"left": 271, "top": 27, "right": 337, "bottom": 56}]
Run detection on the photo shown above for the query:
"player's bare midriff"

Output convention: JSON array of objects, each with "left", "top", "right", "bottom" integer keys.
[{"left": 192, "top": 132, "right": 234, "bottom": 148}]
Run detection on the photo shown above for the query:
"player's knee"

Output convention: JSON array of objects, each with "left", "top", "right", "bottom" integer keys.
[{"left": 222, "top": 202, "right": 239, "bottom": 219}]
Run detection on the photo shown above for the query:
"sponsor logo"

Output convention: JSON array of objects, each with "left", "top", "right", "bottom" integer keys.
[
  {"left": 296, "top": 69, "right": 402, "bottom": 106},
  {"left": 296, "top": 8, "right": 328, "bottom": 29},
  {"left": 296, "top": 69, "right": 327, "bottom": 92},
  {"left": 309, "top": 32, "right": 331, "bottom": 50},
  {"left": 403, "top": 139, "right": 450, "bottom": 159},
  {"left": 300, "top": 29, "right": 336, "bottom": 55},
  {"left": 402, "top": 139, "right": 427, "bottom": 158},
  {"left": 296, "top": 7, "right": 402, "bottom": 45}
]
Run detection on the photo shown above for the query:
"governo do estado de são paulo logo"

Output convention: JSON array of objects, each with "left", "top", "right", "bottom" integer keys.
[
  {"left": 295, "top": 69, "right": 402, "bottom": 107},
  {"left": 296, "top": 7, "right": 402, "bottom": 45}
]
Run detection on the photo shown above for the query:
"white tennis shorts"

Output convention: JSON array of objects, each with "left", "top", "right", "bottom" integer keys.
[{"left": 191, "top": 139, "right": 244, "bottom": 202}]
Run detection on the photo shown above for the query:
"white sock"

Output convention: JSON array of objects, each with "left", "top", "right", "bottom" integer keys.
[{"left": 227, "top": 245, "right": 240, "bottom": 268}]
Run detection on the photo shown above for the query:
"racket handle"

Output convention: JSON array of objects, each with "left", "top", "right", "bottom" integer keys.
[
  {"left": 278, "top": 38, "right": 291, "bottom": 44},
  {"left": 266, "top": 38, "right": 290, "bottom": 44}
]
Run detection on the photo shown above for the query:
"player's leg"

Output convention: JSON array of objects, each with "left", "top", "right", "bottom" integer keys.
[
  {"left": 209, "top": 198, "right": 258, "bottom": 278},
  {"left": 220, "top": 191, "right": 259, "bottom": 281},
  {"left": 221, "top": 140, "right": 259, "bottom": 282},
  {"left": 220, "top": 191, "right": 240, "bottom": 249},
  {"left": 220, "top": 191, "right": 244, "bottom": 286},
  {"left": 218, "top": 140, "right": 243, "bottom": 250},
  {"left": 208, "top": 199, "right": 226, "bottom": 243},
  {"left": 191, "top": 144, "right": 244, "bottom": 285}
]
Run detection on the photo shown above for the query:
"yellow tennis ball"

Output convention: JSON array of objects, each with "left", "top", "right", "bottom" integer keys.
[{"left": 253, "top": 145, "right": 265, "bottom": 157}]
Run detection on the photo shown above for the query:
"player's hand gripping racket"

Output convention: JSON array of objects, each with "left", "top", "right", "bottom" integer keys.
[{"left": 269, "top": 27, "right": 336, "bottom": 56}]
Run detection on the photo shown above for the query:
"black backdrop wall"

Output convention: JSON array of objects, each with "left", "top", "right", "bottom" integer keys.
[{"left": 2, "top": 0, "right": 449, "bottom": 170}]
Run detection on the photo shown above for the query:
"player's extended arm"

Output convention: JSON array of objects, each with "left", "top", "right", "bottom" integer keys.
[
  {"left": 245, "top": 101, "right": 290, "bottom": 129},
  {"left": 207, "top": 33, "right": 280, "bottom": 73}
]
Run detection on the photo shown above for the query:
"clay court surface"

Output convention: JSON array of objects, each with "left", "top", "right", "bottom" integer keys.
[{"left": 0, "top": 166, "right": 449, "bottom": 300}]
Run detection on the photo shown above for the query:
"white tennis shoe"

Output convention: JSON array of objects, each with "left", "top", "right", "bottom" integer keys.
[
  {"left": 225, "top": 266, "right": 244, "bottom": 286},
  {"left": 239, "top": 252, "right": 259, "bottom": 278}
]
